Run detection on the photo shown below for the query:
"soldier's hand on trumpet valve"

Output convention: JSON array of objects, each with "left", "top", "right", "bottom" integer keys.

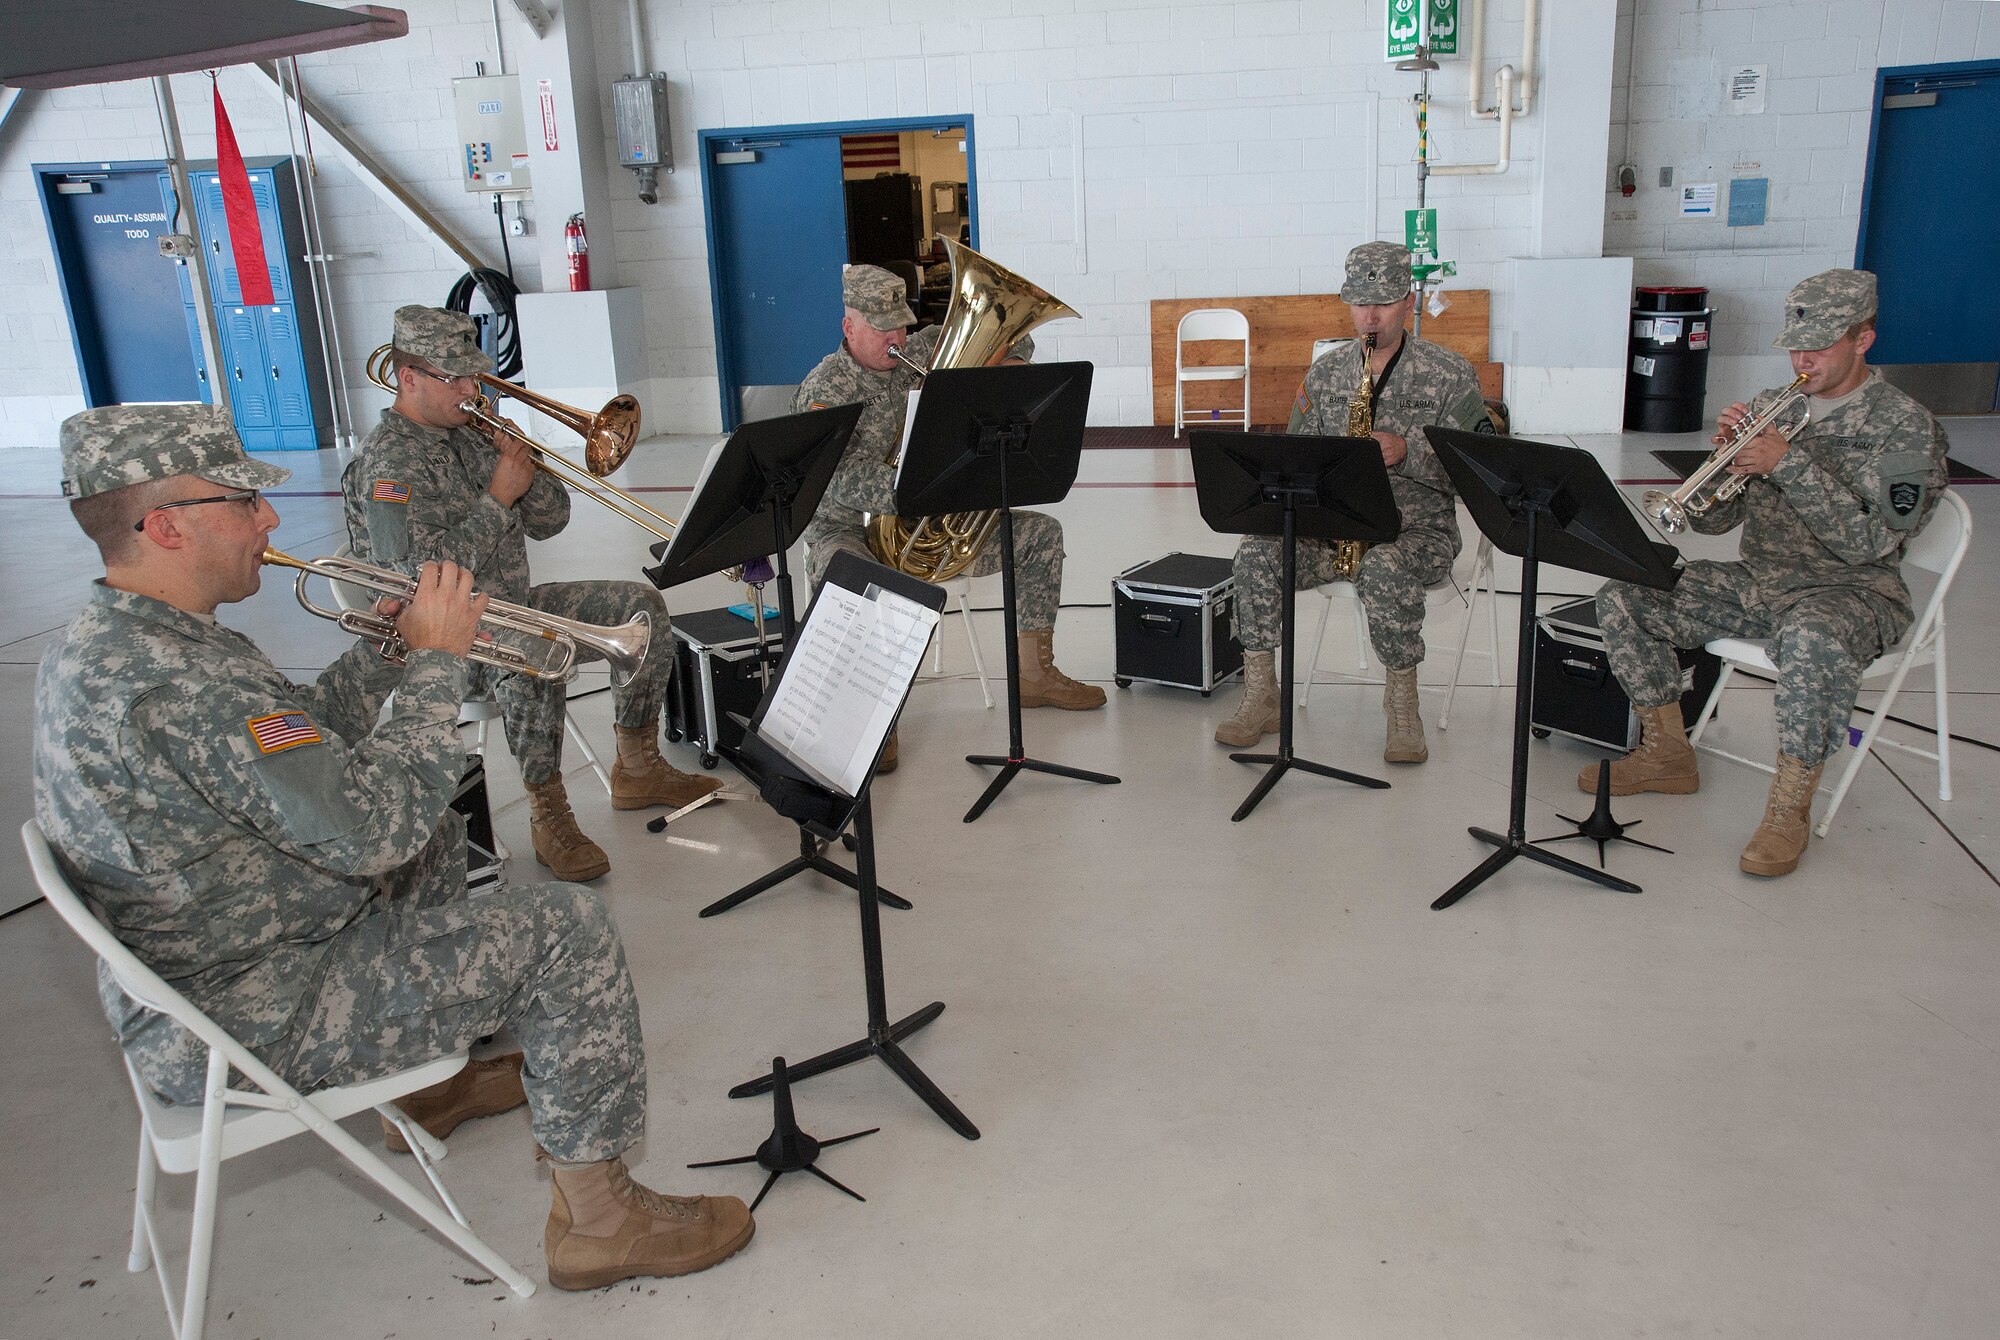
[
  {"left": 1372, "top": 430, "right": 1408, "bottom": 468},
  {"left": 1715, "top": 401, "right": 1792, "bottom": 477},
  {"left": 486, "top": 417, "right": 538, "bottom": 507},
  {"left": 394, "top": 561, "right": 489, "bottom": 659}
]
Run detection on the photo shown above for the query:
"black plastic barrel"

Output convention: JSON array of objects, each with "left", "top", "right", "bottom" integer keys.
[{"left": 1623, "top": 286, "right": 1713, "bottom": 433}]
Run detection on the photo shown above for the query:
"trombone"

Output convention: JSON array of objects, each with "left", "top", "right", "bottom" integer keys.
[
  {"left": 1641, "top": 372, "right": 1812, "bottom": 535},
  {"left": 263, "top": 547, "right": 651, "bottom": 686},
  {"left": 365, "top": 344, "right": 679, "bottom": 542}
]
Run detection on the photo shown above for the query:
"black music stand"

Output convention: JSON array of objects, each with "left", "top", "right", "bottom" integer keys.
[
  {"left": 726, "top": 554, "right": 978, "bottom": 1140},
  {"left": 895, "top": 362, "right": 1121, "bottom": 823},
  {"left": 1189, "top": 431, "right": 1401, "bottom": 821},
  {"left": 1426, "top": 428, "right": 1683, "bottom": 911},
  {"left": 643, "top": 402, "right": 860, "bottom": 643},
  {"left": 636, "top": 404, "right": 903, "bottom": 918}
]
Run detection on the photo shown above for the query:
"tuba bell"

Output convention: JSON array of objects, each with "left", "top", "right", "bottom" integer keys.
[{"left": 863, "top": 238, "right": 1080, "bottom": 582}]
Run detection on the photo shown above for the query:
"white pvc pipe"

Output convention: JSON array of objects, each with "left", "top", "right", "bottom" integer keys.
[
  {"left": 1433, "top": 65, "right": 1514, "bottom": 175},
  {"left": 628, "top": 0, "right": 648, "bottom": 75},
  {"left": 1467, "top": 0, "right": 1537, "bottom": 120}
]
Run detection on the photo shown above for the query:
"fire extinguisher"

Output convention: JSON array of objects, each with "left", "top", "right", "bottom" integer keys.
[{"left": 564, "top": 213, "right": 589, "bottom": 292}]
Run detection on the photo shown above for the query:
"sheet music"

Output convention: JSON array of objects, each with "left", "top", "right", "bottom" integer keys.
[{"left": 755, "top": 580, "right": 939, "bottom": 796}]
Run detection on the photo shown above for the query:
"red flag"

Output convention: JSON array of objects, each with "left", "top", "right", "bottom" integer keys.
[{"left": 212, "top": 78, "right": 275, "bottom": 307}]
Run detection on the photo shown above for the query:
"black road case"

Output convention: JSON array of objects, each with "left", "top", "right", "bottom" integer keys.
[
  {"left": 1112, "top": 552, "right": 1244, "bottom": 695},
  {"left": 665, "top": 607, "right": 787, "bottom": 769},
  {"left": 1532, "top": 596, "right": 1720, "bottom": 751}
]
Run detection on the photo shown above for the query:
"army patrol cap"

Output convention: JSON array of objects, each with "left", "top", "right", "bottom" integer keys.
[
  {"left": 1342, "top": 241, "right": 1413, "bottom": 306},
  {"left": 59, "top": 404, "right": 290, "bottom": 500},
  {"left": 843, "top": 264, "right": 917, "bottom": 331},
  {"left": 1774, "top": 269, "right": 1877, "bottom": 351},
  {"left": 391, "top": 304, "right": 495, "bottom": 377}
]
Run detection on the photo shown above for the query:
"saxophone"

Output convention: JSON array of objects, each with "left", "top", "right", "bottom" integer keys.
[{"left": 1332, "top": 334, "right": 1377, "bottom": 580}]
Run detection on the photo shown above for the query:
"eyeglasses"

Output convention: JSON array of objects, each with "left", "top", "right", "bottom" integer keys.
[
  {"left": 134, "top": 489, "right": 262, "bottom": 531},
  {"left": 411, "top": 365, "right": 475, "bottom": 388}
]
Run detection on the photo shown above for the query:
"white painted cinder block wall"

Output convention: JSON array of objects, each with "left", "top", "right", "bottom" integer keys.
[
  {"left": 3, "top": 0, "right": 1998, "bottom": 448},
  {"left": 1607, "top": 0, "right": 2000, "bottom": 416}
]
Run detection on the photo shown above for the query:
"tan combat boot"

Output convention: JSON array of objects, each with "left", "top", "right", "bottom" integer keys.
[
  {"left": 545, "top": 1158, "right": 754, "bottom": 1291},
  {"left": 1580, "top": 700, "right": 1699, "bottom": 796},
  {"left": 610, "top": 721, "right": 724, "bottom": 811},
  {"left": 381, "top": 1053, "right": 527, "bottom": 1153},
  {"left": 877, "top": 727, "right": 899, "bottom": 775},
  {"left": 525, "top": 776, "right": 610, "bottom": 881},
  {"left": 1739, "top": 754, "right": 1823, "bottom": 878},
  {"left": 1016, "top": 628, "right": 1107, "bottom": 709},
  {"left": 1214, "top": 650, "right": 1281, "bottom": 748},
  {"left": 1383, "top": 665, "right": 1428, "bottom": 764}
]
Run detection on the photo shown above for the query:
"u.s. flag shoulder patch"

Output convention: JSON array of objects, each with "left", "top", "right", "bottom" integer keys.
[
  {"left": 246, "top": 711, "right": 324, "bottom": 755},
  {"left": 371, "top": 479, "right": 410, "bottom": 504},
  {"left": 1295, "top": 389, "right": 1312, "bottom": 416}
]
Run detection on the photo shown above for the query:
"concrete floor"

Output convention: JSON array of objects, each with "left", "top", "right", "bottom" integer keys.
[{"left": 0, "top": 418, "right": 1996, "bottom": 1339}]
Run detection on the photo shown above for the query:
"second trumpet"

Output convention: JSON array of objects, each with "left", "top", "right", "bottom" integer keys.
[{"left": 1641, "top": 371, "right": 1811, "bottom": 535}]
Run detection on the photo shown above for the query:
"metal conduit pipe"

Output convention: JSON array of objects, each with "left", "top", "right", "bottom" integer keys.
[
  {"left": 1467, "top": 0, "right": 1537, "bottom": 120},
  {"left": 1433, "top": 65, "right": 1514, "bottom": 176}
]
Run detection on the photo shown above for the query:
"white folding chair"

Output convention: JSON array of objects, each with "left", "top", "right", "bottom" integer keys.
[
  {"left": 324, "top": 547, "right": 611, "bottom": 797},
  {"left": 1300, "top": 533, "right": 1500, "bottom": 730},
  {"left": 19, "top": 821, "right": 535, "bottom": 1340},
  {"left": 1173, "top": 308, "right": 1251, "bottom": 437},
  {"left": 1686, "top": 488, "right": 1971, "bottom": 836},
  {"left": 930, "top": 572, "right": 995, "bottom": 709}
]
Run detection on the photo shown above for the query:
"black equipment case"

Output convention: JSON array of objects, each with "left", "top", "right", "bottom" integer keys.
[
  {"left": 1532, "top": 596, "right": 1720, "bottom": 751},
  {"left": 665, "top": 607, "right": 787, "bottom": 769},
  {"left": 1112, "top": 552, "right": 1244, "bottom": 696}
]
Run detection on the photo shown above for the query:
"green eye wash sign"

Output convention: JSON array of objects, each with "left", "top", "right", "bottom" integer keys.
[{"left": 1387, "top": 0, "right": 1459, "bottom": 61}]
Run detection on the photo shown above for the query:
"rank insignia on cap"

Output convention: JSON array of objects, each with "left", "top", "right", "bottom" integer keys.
[
  {"left": 371, "top": 480, "right": 410, "bottom": 504},
  {"left": 246, "top": 712, "right": 324, "bottom": 754}
]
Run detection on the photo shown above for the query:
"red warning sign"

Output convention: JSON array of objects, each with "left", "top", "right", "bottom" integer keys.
[{"left": 539, "top": 79, "right": 559, "bottom": 152}]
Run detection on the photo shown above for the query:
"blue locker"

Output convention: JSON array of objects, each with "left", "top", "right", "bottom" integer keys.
[{"left": 158, "top": 157, "right": 330, "bottom": 450}]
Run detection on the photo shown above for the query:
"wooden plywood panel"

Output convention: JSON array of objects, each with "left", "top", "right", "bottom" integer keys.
[{"left": 1151, "top": 293, "right": 1497, "bottom": 426}]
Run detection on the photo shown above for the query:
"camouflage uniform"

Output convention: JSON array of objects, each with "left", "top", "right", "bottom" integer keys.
[
  {"left": 35, "top": 405, "right": 647, "bottom": 1164},
  {"left": 1233, "top": 333, "right": 1490, "bottom": 669},
  {"left": 1598, "top": 270, "right": 1951, "bottom": 767},
  {"left": 344, "top": 307, "right": 672, "bottom": 786},
  {"left": 795, "top": 272, "right": 1064, "bottom": 629}
]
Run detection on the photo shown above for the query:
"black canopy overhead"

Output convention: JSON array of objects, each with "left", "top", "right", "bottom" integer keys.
[{"left": 0, "top": 1, "right": 408, "bottom": 89}]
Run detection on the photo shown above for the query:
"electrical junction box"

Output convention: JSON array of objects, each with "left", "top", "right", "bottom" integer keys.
[
  {"left": 612, "top": 75, "right": 673, "bottom": 170},
  {"left": 452, "top": 74, "right": 533, "bottom": 193}
]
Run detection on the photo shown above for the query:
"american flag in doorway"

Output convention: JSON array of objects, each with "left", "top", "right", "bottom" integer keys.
[{"left": 841, "top": 134, "right": 902, "bottom": 170}]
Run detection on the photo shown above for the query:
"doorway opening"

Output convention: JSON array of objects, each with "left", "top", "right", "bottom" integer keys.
[{"left": 700, "top": 116, "right": 975, "bottom": 430}]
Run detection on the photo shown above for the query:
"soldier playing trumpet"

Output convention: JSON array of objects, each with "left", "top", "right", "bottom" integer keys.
[
  {"left": 1589, "top": 269, "right": 1950, "bottom": 877},
  {"left": 1213, "top": 242, "right": 1494, "bottom": 763}
]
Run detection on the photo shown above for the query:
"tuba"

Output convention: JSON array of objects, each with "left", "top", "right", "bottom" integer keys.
[
  {"left": 863, "top": 238, "right": 1080, "bottom": 582},
  {"left": 1331, "top": 334, "right": 1378, "bottom": 580}
]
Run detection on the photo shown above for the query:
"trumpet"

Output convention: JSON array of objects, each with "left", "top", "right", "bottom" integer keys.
[
  {"left": 1642, "top": 372, "right": 1811, "bottom": 535},
  {"left": 263, "top": 548, "right": 651, "bottom": 686},
  {"left": 365, "top": 345, "right": 679, "bottom": 542}
]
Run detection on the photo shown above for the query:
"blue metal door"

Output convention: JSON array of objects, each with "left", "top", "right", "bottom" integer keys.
[
  {"left": 1859, "top": 62, "right": 2000, "bottom": 364},
  {"left": 702, "top": 130, "right": 849, "bottom": 429},
  {"left": 36, "top": 163, "right": 203, "bottom": 405}
]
